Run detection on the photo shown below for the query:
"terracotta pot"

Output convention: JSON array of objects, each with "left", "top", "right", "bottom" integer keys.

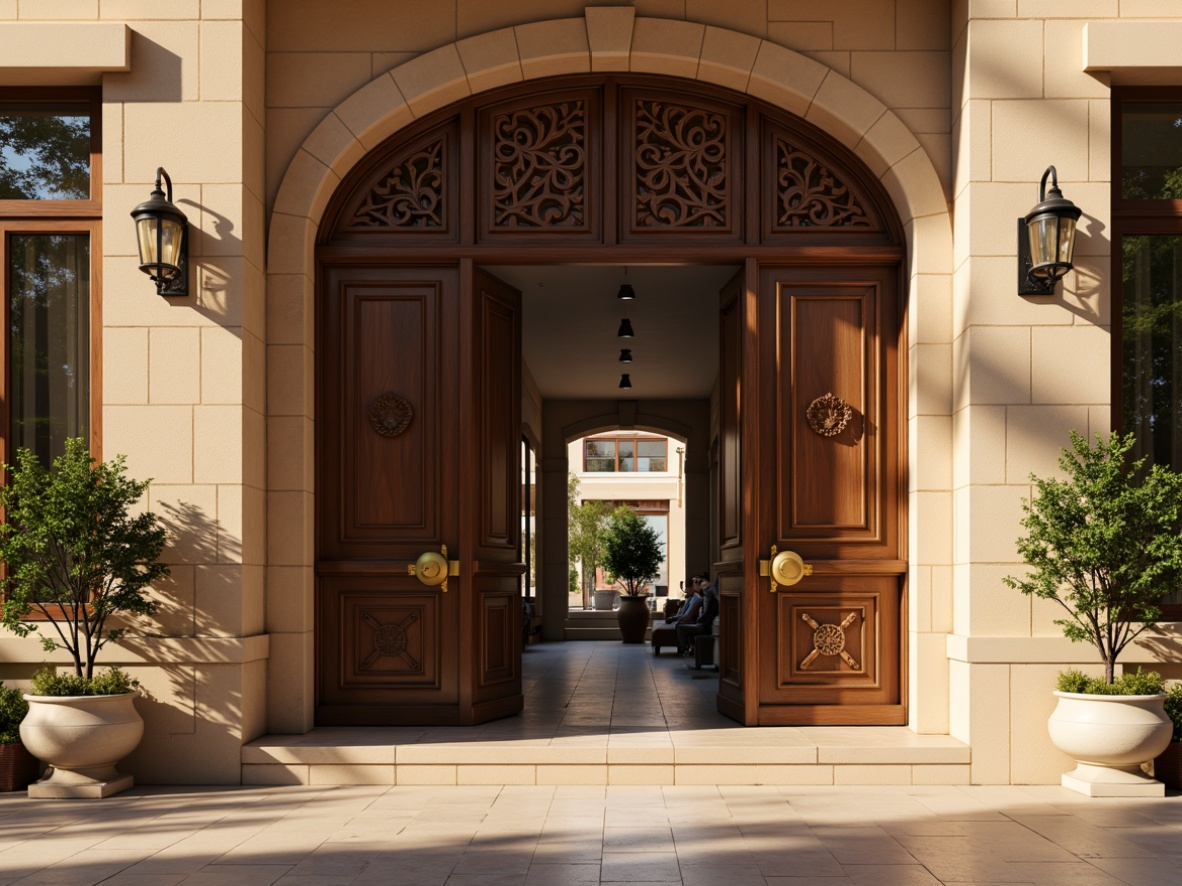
[
  {"left": 20, "top": 693, "right": 143, "bottom": 798},
  {"left": 0, "top": 743, "right": 41, "bottom": 792},
  {"left": 1154, "top": 741, "right": 1182, "bottom": 790},
  {"left": 616, "top": 594, "right": 650, "bottom": 643},
  {"left": 1048, "top": 691, "right": 1172, "bottom": 797}
]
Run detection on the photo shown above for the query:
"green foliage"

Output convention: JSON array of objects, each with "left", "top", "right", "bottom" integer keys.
[
  {"left": 568, "top": 567, "right": 579, "bottom": 593},
  {"left": 30, "top": 667, "right": 137, "bottom": 697},
  {"left": 0, "top": 438, "right": 169, "bottom": 679},
  {"left": 601, "top": 507, "right": 664, "bottom": 597},
  {"left": 1164, "top": 683, "right": 1182, "bottom": 743},
  {"left": 1055, "top": 667, "right": 1164, "bottom": 696},
  {"left": 567, "top": 474, "right": 612, "bottom": 603},
  {"left": 1004, "top": 432, "right": 1182, "bottom": 684},
  {"left": 0, "top": 682, "right": 28, "bottom": 744}
]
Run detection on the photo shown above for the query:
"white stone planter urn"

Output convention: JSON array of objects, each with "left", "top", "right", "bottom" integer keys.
[
  {"left": 20, "top": 693, "right": 143, "bottom": 799},
  {"left": 1048, "top": 690, "right": 1173, "bottom": 797}
]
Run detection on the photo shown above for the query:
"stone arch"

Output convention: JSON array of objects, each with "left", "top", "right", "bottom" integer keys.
[{"left": 263, "top": 9, "right": 953, "bottom": 734}]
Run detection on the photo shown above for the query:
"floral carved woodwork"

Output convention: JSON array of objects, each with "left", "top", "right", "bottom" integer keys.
[
  {"left": 350, "top": 137, "right": 446, "bottom": 229},
  {"left": 491, "top": 101, "right": 586, "bottom": 228},
  {"left": 634, "top": 99, "right": 728, "bottom": 229},
  {"left": 325, "top": 77, "right": 900, "bottom": 248},
  {"left": 775, "top": 138, "right": 871, "bottom": 229}
]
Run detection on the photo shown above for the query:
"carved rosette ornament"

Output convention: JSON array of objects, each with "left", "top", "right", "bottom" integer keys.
[
  {"left": 806, "top": 393, "right": 853, "bottom": 437},
  {"left": 635, "top": 100, "right": 727, "bottom": 228},
  {"left": 799, "top": 611, "right": 861, "bottom": 671},
  {"left": 492, "top": 101, "right": 586, "bottom": 228},
  {"left": 776, "top": 139, "right": 871, "bottom": 228},
  {"left": 351, "top": 138, "right": 445, "bottom": 228},
  {"left": 368, "top": 393, "right": 414, "bottom": 437},
  {"left": 361, "top": 611, "right": 420, "bottom": 671}
]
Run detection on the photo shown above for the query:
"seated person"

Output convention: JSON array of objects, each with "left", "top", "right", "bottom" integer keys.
[
  {"left": 676, "top": 578, "right": 719, "bottom": 655},
  {"left": 650, "top": 577, "right": 703, "bottom": 655}
]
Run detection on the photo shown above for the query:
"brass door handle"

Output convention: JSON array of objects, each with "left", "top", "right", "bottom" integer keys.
[
  {"left": 759, "top": 545, "right": 812, "bottom": 592},
  {"left": 407, "top": 544, "right": 460, "bottom": 592}
]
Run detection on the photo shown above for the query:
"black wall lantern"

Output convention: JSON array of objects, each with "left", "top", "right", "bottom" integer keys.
[
  {"left": 131, "top": 167, "right": 189, "bottom": 295},
  {"left": 1018, "top": 165, "right": 1081, "bottom": 295}
]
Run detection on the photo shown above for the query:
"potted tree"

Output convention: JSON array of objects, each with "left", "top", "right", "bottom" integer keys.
[
  {"left": 602, "top": 506, "right": 663, "bottom": 643},
  {"left": 567, "top": 475, "right": 613, "bottom": 610},
  {"left": 0, "top": 438, "right": 169, "bottom": 798},
  {"left": 1006, "top": 431, "right": 1179, "bottom": 796},
  {"left": 0, "top": 682, "right": 39, "bottom": 792}
]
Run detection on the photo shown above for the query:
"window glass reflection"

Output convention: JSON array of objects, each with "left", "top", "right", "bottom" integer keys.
[{"left": 0, "top": 103, "right": 91, "bottom": 200}]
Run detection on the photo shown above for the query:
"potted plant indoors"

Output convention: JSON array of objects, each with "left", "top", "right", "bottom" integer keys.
[
  {"left": 1005, "top": 431, "right": 1179, "bottom": 796},
  {"left": 0, "top": 438, "right": 169, "bottom": 798},
  {"left": 1154, "top": 682, "right": 1182, "bottom": 790},
  {"left": 0, "top": 682, "right": 39, "bottom": 792},
  {"left": 602, "top": 506, "right": 664, "bottom": 643}
]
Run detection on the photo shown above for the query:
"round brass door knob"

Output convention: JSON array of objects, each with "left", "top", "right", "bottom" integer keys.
[
  {"left": 413, "top": 551, "right": 448, "bottom": 586},
  {"left": 771, "top": 549, "right": 812, "bottom": 587}
]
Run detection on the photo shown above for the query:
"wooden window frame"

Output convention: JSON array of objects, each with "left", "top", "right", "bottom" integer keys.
[
  {"left": 1111, "top": 86, "right": 1182, "bottom": 618},
  {"left": 1, "top": 89, "right": 102, "bottom": 620},
  {"left": 583, "top": 436, "right": 668, "bottom": 473}
]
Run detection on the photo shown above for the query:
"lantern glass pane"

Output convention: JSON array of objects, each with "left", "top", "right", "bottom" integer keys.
[
  {"left": 1057, "top": 217, "right": 1077, "bottom": 264},
  {"left": 136, "top": 216, "right": 183, "bottom": 278},
  {"left": 1027, "top": 216, "right": 1058, "bottom": 276}
]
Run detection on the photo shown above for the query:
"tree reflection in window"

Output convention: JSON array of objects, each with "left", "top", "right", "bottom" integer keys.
[
  {"left": 9, "top": 234, "right": 89, "bottom": 466},
  {"left": 0, "top": 104, "right": 90, "bottom": 200}
]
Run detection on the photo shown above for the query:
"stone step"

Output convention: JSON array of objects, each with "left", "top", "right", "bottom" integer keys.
[{"left": 241, "top": 726, "right": 972, "bottom": 787}]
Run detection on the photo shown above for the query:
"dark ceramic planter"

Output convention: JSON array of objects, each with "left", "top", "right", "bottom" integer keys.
[
  {"left": 1154, "top": 741, "right": 1182, "bottom": 789},
  {"left": 0, "top": 743, "right": 40, "bottom": 792},
  {"left": 616, "top": 594, "right": 650, "bottom": 643}
]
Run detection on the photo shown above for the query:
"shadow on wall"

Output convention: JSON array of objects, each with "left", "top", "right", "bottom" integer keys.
[{"left": 118, "top": 498, "right": 250, "bottom": 784}]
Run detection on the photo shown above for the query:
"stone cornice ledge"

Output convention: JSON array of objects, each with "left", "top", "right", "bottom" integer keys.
[
  {"left": 0, "top": 23, "right": 130, "bottom": 84},
  {"left": 947, "top": 624, "right": 1182, "bottom": 664},
  {"left": 1083, "top": 21, "right": 1182, "bottom": 84},
  {"left": 0, "top": 634, "right": 270, "bottom": 666}
]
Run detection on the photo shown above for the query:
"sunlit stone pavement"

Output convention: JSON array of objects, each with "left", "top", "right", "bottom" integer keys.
[{"left": 1, "top": 782, "right": 1181, "bottom": 885}]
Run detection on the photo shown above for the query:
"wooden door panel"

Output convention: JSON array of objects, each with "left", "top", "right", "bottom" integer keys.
[
  {"left": 464, "top": 269, "right": 524, "bottom": 721},
  {"left": 765, "top": 576, "right": 900, "bottom": 706},
  {"left": 751, "top": 264, "right": 904, "bottom": 726},
  {"left": 317, "top": 266, "right": 462, "bottom": 726},
  {"left": 472, "top": 276, "right": 521, "bottom": 557},
  {"left": 320, "top": 268, "right": 457, "bottom": 561},
  {"left": 786, "top": 291, "right": 875, "bottom": 535}
]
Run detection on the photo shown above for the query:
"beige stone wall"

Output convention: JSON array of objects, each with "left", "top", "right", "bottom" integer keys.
[
  {"left": 0, "top": 0, "right": 269, "bottom": 783},
  {"left": 264, "top": 0, "right": 954, "bottom": 211},
  {"left": 947, "top": 1, "right": 1182, "bottom": 784}
]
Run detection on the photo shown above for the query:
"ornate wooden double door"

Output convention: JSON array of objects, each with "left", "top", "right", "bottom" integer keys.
[
  {"left": 314, "top": 73, "right": 906, "bottom": 727},
  {"left": 316, "top": 265, "right": 523, "bottom": 725}
]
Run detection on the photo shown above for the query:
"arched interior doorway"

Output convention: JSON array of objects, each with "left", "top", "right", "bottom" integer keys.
[{"left": 312, "top": 73, "right": 906, "bottom": 728}]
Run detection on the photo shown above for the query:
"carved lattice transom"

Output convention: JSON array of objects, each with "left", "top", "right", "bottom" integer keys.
[
  {"left": 491, "top": 101, "right": 586, "bottom": 228},
  {"left": 350, "top": 138, "right": 446, "bottom": 229},
  {"left": 634, "top": 99, "right": 727, "bottom": 228},
  {"left": 776, "top": 137, "right": 871, "bottom": 228}
]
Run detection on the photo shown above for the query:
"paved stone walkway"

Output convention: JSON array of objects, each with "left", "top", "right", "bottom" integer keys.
[{"left": 1, "top": 783, "right": 1180, "bottom": 885}]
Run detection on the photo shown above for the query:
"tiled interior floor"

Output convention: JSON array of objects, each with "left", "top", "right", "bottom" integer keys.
[
  {"left": 245, "top": 642, "right": 968, "bottom": 786},
  {"left": 2, "top": 783, "right": 1181, "bottom": 885}
]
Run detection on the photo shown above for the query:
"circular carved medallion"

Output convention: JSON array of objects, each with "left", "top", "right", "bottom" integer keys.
[
  {"left": 374, "top": 623, "right": 408, "bottom": 657},
  {"left": 805, "top": 392, "right": 852, "bottom": 437},
  {"left": 813, "top": 623, "right": 846, "bottom": 657},
  {"left": 369, "top": 393, "right": 413, "bottom": 437}
]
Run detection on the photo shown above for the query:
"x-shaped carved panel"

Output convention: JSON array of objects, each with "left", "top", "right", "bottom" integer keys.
[{"left": 799, "top": 610, "right": 861, "bottom": 670}]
